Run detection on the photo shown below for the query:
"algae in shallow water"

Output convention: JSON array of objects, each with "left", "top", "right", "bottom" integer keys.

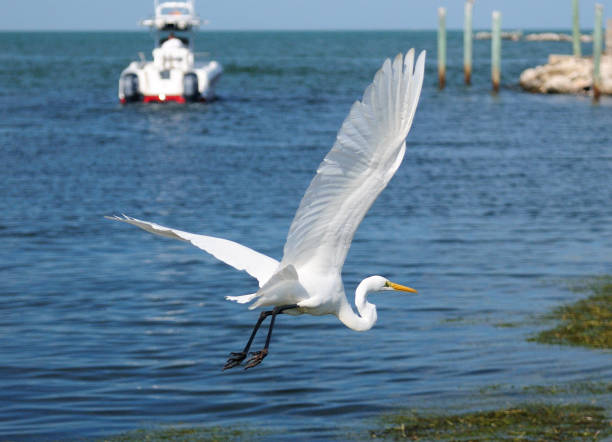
[
  {"left": 372, "top": 403, "right": 612, "bottom": 441},
  {"left": 479, "top": 381, "right": 612, "bottom": 396},
  {"left": 530, "top": 278, "right": 612, "bottom": 349},
  {"left": 523, "top": 381, "right": 612, "bottom": 396},
  {"left": 103, "top": 425, "right": 262, "bottom": 442}
]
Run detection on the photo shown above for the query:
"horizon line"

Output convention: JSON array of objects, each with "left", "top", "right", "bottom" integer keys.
[{"left": 0, "top": 27, "right": 585, "bottom": 33}]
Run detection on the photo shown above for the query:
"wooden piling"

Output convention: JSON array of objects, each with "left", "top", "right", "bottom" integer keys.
[
  {"left": 438, "top": 7, "right": 447, "bottom": 89},
  {"left": 572, "top": 0, "right": 582, "bottom": 57},
  {"left": 464, "top": 0, "right": 474, "bottom": 85},
  {"left": 492, "top": 11, "right": 501, "bottom": 93},
  {"left": 606, "top": 18, "right": 612, "bottom": 55},
  {"left": 593, "top": 4, "right": 603, "bottom": 101}
]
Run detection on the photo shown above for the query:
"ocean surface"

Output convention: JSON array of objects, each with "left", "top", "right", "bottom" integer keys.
[{"left": 1, "top": 30, "right": 611, "bottom": 440}]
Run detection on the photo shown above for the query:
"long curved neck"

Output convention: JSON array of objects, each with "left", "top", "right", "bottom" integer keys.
[{"left": 338, "top": 279, "right": 378, "bottom": 331}]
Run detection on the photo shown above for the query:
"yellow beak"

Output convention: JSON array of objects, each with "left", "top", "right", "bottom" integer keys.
[{"left": 387, "top": 281, "right": 418, "bottom": 294}]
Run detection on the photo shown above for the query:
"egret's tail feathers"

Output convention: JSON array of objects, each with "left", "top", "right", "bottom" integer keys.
[{"left": 225, "top": 293, "right": 258, "bottom": 304}]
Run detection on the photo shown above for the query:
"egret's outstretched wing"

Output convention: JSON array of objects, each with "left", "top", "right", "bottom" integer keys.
[
  {"left": 281, "top": 50, "right": 425, "bottom": 271},
  {"left": 106, "top": 215, "right": 279, "bottom": 287}
]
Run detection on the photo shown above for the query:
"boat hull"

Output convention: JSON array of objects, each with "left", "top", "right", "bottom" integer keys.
[{"left": 118, "top": 60, "right": 222, "bottom": 104}]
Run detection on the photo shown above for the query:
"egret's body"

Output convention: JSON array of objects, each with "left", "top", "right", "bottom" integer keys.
[{"left": 108, "top": 50, "right": 426, "bottom": 369}]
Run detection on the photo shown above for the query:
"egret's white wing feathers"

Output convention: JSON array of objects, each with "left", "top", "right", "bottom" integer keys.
[
  {"left": 248, "top": 265, "right": 309, "bottom": 310},
  {"left": 106, "top": 215, "right": 279, "bottom": 287},
  {"left": 281, "top": 50, "right": 426, "bottom": 271}
]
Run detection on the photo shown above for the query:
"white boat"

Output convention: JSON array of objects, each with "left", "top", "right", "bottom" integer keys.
[{"left": 118, "top": 0, "right": 222, "bottom": 104}]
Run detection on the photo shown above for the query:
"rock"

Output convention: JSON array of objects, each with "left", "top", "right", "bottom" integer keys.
[
  {"left": 525, "top": 33, "right": 572, "bottom": 42},
  {"left": 581, "top": 35, "right": 594, "bottom": 43},
  {"left": 474, "top": 31, "right": 490, "bottom": 40},
  {"left": 524, "top": 33, "right": 592, "bottom": 43},
  {"left": 475, "top": 31, "right": 522, "bottom": 41},
  {"left": 543, "top": 75, "right": 574, "bottom": 93},
  {"left": 520, "top": 54, "right": 612, "bottom": 94}
]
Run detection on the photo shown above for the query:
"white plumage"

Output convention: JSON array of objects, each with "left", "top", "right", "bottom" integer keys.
[
  {"left": 106, "top": 215, "right": 279, "bottom": 287},
  {"left": 108, "top": 49, "right": 426, "bottom": 369}
]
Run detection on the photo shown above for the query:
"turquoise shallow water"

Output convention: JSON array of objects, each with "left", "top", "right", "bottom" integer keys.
[{"left": 0, "top": 31, "right": 611, "bottom": 439}]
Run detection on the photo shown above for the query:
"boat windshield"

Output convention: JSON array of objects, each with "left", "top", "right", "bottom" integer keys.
[
  {"left": 160, "top": 6, "right": 190, "bottom": 16},
  {"left": 142, "top": 1, "right": 201, "bottom": 31}
]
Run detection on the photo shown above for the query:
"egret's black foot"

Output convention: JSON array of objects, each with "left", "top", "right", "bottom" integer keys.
[
  {"left": 223, "top": 352, "right": 246, "bottom": 370},
  {"left": 244, "top": 349, "right": 268, "bottom": 370}
]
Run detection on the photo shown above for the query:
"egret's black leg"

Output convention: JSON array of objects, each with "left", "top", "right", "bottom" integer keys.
[
  {"left": 244, "top": 304, "right": 298, "bottom": 370},
  {"left": 223, "top": 310, "right": 273, "bottom": 370}
]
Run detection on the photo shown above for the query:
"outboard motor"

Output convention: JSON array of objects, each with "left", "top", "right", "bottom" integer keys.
[
  {"left": 121, "top": 73, "right": 140, "bottom": 102},
  {"left": 183, "top": 73, "right": 200, "bottom": 102}
]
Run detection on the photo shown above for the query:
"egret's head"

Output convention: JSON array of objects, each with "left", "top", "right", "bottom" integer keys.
[
  {"left": 348, "top": 276, "right": 418, "bottom": 331},
  {"left": 367, "top": 275, "right": 418, "bottom": 294}
]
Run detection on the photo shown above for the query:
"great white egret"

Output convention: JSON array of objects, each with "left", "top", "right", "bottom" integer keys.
[{"left": 108, "top": 49, "right": 426, "bottom": 370}]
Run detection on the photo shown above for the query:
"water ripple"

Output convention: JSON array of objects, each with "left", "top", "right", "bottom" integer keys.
[{"left": 0, "top": 30, "right": 611, "bottom": 440}]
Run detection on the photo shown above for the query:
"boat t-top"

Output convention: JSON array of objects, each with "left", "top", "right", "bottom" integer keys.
[{"left": 118, "top": 0, "right": 222, "bottom": 103}]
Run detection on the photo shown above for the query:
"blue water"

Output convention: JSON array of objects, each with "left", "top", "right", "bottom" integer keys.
[{"left": 1, "top": 31, "right": 611, "bottom": 439}]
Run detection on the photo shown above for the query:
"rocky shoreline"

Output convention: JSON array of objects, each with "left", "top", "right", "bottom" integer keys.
[
  {"left": 524, "top": 32, "right": 593, "bottom": 42},
  {"left": 520, "top": 54, "right": 612, "bottom": 94}
]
